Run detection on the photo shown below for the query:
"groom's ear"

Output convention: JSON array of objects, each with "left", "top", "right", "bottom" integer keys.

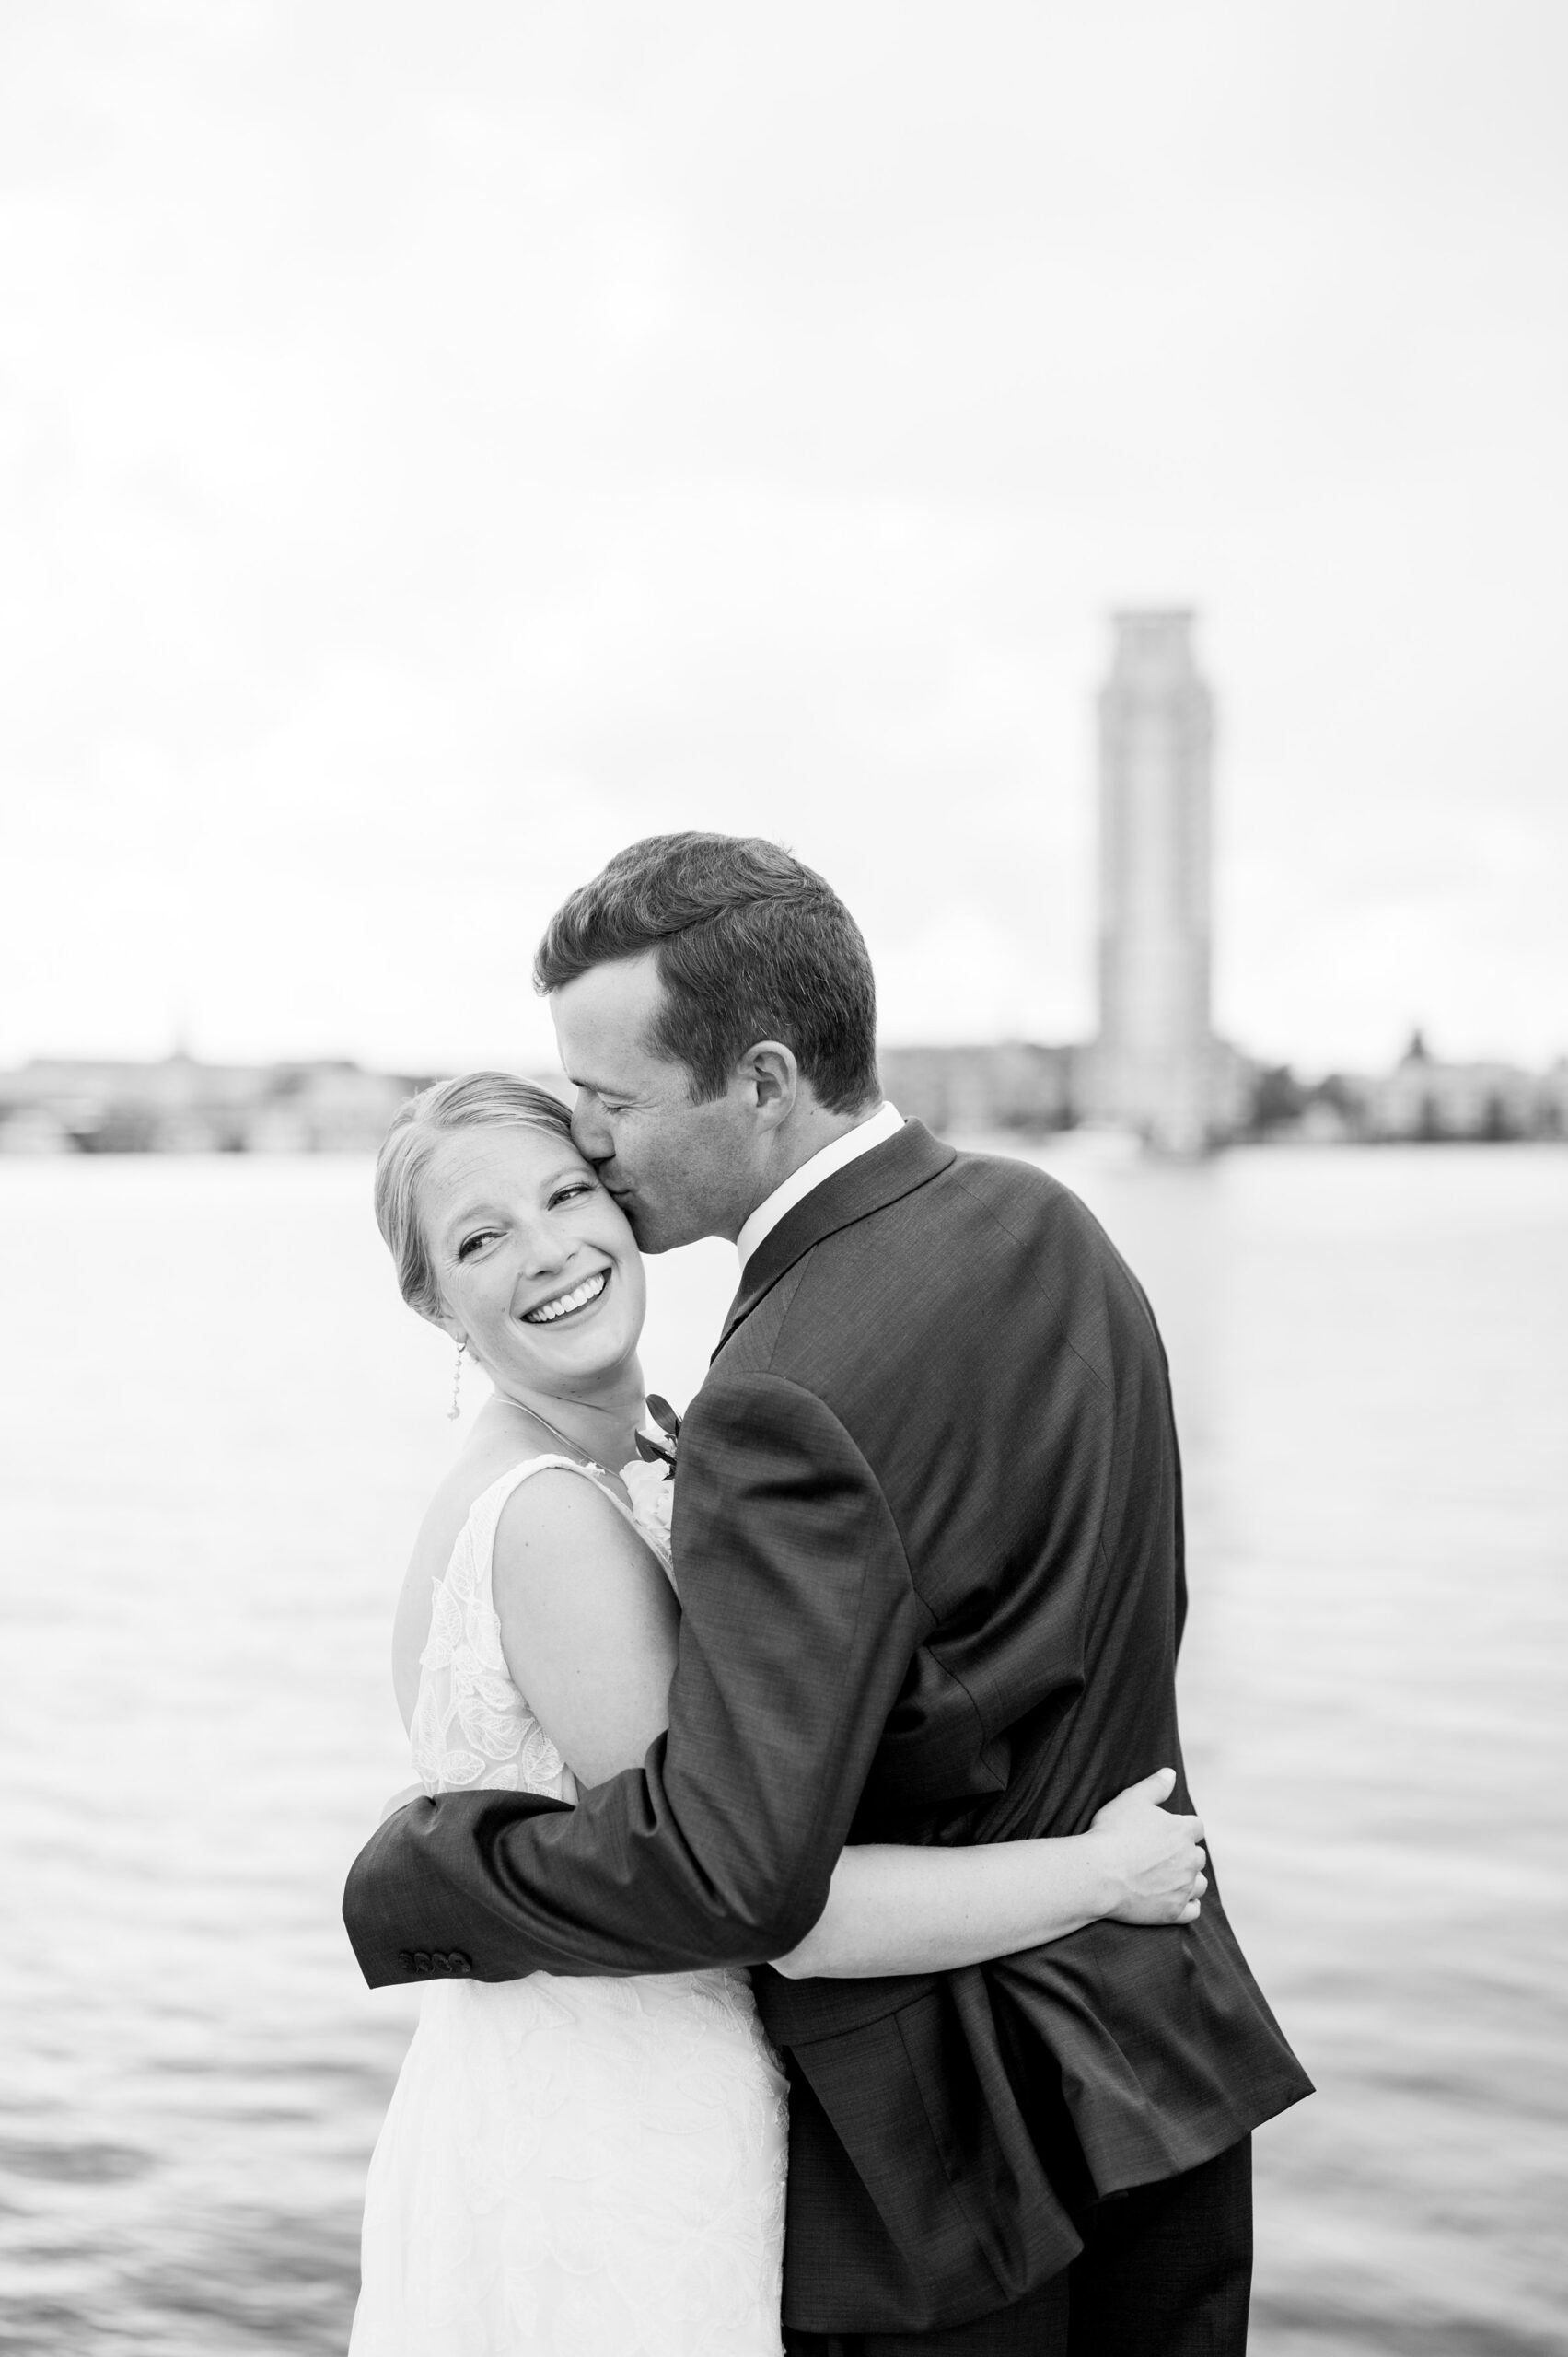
[{"left": 739, "top": 1040, "right": 799, "bottom": 1128}]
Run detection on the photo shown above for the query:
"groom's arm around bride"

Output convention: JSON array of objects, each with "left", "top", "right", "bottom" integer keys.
[{"left": 344, "top": 831, "right": 1310, "bottom": 2351}]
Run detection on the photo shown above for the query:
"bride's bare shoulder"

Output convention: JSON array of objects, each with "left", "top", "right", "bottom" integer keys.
[
  {"left": 489, "top": 1457, "right": 643, "bottom": 1569},
  {"left": 390, "top": 1446, "right": 621, "bottom": 1725}
]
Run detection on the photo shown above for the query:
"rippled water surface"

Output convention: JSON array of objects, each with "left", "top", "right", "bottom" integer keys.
[{"left": 1, "top": 1145, "right": 1564, "bottom": 2355}]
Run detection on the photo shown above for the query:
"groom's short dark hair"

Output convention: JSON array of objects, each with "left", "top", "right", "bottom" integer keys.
[{"left": 535, "top": 832, "right": 880, "bottom": 1113}]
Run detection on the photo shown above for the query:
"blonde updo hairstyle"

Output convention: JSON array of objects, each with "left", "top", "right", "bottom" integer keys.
[{"left": 374, "top": 1071, "right": 576, "bottom": 1324}]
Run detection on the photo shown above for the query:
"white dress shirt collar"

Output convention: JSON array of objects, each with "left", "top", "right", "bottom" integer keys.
[{"left": 735, "top": 1101, "right": 904, "bottom": 1271}]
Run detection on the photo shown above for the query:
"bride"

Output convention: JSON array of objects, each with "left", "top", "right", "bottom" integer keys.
[{"left": 349, "top": 1072, "right": 1208, "bottom": 2357}]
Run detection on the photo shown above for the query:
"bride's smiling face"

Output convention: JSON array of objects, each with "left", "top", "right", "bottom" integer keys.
[{"left": 417, "top": 1124, "right": 645, "bottom": 1398}]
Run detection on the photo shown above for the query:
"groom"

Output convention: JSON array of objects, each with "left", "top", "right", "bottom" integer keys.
[{"left": 345, "top": 832, "right": 1310, "bottom": 2352}]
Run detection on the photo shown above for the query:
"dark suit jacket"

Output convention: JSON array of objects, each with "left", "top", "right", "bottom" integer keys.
[{"left": 343, "top": 1121, "right": 1310, "bottom": 2334}]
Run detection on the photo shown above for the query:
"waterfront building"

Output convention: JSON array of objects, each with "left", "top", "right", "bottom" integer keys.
[
  {"left": 0, "top": 1104, "right": 73, "bottom": 1154},
  {"left": 1088, "top": 610, "right": 1223, "bottom": 1153},
  {"left": 0, "top": 1055, "right": 419, "bottom": 1153},
  {"left": 1541, "top": 1060, "right": 1568, "bottom": 1139},
  {"left": 1364, "top": 1031, "right": 1553, "bottom": 1143},
  {"left": 877, "top": 1042, "right": 1077, "bottom": 1136},
  {"left": 245, "top": 1062, "right": 415, "bottom": 1153}
]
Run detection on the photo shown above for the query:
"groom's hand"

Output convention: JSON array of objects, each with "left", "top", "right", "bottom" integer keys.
[{"left": 1088, "top": 1768, "right": 1208, "bottom": 1925}]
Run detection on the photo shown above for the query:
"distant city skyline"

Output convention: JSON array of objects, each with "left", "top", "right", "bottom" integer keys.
[
  {"left": 3, "top": 4, "right": 1564, "bottom": 1079},
  {"left": 6, "top": 1026, "right": 1563, "bottom": 1158}
]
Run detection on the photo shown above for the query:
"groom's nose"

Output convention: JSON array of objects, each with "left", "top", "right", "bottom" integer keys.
[{"left": 571, "top": 1092, "right": 614, "bottom": 1167}]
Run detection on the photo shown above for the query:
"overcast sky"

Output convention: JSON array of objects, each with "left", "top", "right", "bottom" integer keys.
[{"left": 2, "top": 0, "right": 1564, "bottom": 1077}]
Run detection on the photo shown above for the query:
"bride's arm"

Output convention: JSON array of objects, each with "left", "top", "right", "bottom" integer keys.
[
  {"left": 771, "top": 1770, "right": 1206, "bottom": 1979},
  {"left": 489, "top": 1470, "right": 679, "bottom": 1789}
]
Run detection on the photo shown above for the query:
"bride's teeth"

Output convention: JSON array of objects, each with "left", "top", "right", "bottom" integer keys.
[{"left": 525, "top": 1271, "right": 608, "bottom": 1324}]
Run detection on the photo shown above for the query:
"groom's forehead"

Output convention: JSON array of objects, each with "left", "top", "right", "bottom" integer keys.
[{"left": 551, "top": 953, "right": 671, "bottom": 1082}]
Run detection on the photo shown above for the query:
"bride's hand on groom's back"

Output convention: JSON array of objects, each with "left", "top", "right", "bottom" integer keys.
[{"left": 1087, "top": 1768, "right": 1208, "bottom": 1926}]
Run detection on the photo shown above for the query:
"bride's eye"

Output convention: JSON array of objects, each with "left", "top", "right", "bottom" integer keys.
[
  {"left": 548, "top": 1181, "right": 593, "bottom": 1209},
  {"left": 457, "top": 1229, "right": 500, "bottom": 1260}
]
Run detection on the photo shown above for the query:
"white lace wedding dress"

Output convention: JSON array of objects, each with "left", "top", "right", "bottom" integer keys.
[{"left": 350, "top": 1455, "right": 789, "bottom": 2357}]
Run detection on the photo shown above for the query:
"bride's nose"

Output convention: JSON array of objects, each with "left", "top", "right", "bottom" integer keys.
[{"left": 514, "top": 1215, "right": 574, "bottom": 1278}]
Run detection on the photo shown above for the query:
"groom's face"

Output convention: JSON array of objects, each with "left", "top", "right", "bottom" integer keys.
[{"left": 551, "top": 953, "right": 757, "bottom": 1252}]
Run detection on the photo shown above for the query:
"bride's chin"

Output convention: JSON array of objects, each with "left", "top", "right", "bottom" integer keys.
[{"left": 505, "top": 1325, "right": 641, "bottom": 1390}]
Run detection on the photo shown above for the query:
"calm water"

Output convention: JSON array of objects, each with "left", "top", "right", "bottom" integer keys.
[{"left": 1, "top": 1145, "right": 1564, "bottom": 2356}]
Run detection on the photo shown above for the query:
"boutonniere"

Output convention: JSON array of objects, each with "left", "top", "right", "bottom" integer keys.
[{"left": 633, "top": 1392, "right": 681, "bottom": 1474}]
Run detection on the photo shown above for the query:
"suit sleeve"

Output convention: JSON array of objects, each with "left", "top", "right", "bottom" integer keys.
[{"left": 343, "top": 1372, "right": 928, "bottom": 1985}]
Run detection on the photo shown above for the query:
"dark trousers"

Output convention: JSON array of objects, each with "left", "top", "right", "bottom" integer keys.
[{"left": 783, "top": 2134, "right": 1252, "bottom": 2357}]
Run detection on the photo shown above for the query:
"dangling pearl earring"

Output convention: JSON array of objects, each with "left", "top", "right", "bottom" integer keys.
[{"left": 447, "top": 1340, "right": 467, "bottom": 1421}]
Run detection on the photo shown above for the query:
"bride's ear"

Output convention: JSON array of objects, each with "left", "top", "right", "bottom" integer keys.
[{"left": 430, "top": 1308, "right": 466, "bottom": 1348}]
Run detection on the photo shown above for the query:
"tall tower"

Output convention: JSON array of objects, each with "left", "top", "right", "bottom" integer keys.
[{"left": 1093, "top": 610, "right": 1216, "bottom": 1152}]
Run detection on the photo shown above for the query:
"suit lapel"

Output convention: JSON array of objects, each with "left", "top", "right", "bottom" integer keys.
[{"left": 714, "top": 1119, "right": 956, "bottom": 1358}]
